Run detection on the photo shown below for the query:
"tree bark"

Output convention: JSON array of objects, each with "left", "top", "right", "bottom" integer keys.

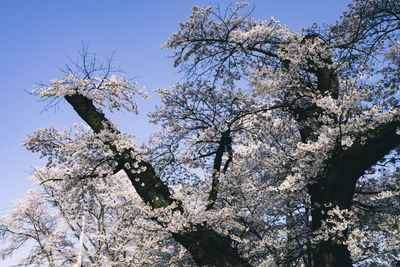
[
  {"left": 309, "top": 118, "right": 400, "bottom": 267},
  {"left": 172, "top": 226, "right": 251, "bottom": 267}
]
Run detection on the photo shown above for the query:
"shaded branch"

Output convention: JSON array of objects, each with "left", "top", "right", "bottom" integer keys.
[{"left": 206, "top": 130, "right": 232, "bottom": 210}]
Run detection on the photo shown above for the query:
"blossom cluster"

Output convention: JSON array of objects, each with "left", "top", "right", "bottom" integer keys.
[
  {"left": 23, "top": 123, "right": 141, "bottom": 179},
  {"left": 33, "top": 74, "right": 149, "bottom": 113}
]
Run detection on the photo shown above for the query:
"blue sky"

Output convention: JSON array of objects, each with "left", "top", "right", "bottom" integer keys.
[{"left": 0, "top": 0, "right": 350, "bottom": 263}]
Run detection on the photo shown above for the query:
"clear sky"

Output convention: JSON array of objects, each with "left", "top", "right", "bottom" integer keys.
[{"left": 0, "top": 0, "right": 350, "bottom": 264}]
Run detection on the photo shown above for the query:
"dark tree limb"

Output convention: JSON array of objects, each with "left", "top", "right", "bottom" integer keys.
[
  {"left": 64, "top": 93, "right": 251, "bottom": 266},
  {"left": 207, "top": 130, "right": 232, "bottom": 210},
  {"left": 65, "top": 94, "right": 176, "bottom": 209}
]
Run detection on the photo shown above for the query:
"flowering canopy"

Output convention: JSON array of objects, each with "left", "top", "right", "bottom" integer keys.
[{"left": 2, "top": 1, "right": 400, "bottom": 266}]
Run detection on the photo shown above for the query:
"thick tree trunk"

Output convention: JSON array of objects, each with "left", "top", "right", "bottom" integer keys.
[
  {"left": 308, "top": 118, "right": 400, "bottom": 267},
  {"left": 173, "top": 227, "right": 252, "bottom": 267},
  {"left": 309, "top": 181, "right": 354, "bottom": 267},
  {"left": 312, "top": 240, "right": 352, "bottom": 267}
]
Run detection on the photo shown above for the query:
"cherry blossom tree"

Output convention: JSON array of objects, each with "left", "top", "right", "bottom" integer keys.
[
  {"left": 0, "top": 165, "right": 193, "bottom": 266},
  {"left": 2, "top": 1, "right": 400, "bottom": 266}
]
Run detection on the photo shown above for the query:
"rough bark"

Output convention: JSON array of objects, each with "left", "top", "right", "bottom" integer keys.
[
  {"left": 64, "top": 94, "right": 251, "bottom": 266},
  {"left": 309, "top": 118, "right": 400, "bottom": 267}
]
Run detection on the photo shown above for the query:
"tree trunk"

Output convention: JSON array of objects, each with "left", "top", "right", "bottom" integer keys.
[
  {"left": 308, "top": 118, "right": 400, "bottom": 266},
  {"left": 309, "top": 180, "right": 354, "bottom": 267},
  {"left": 312, "top": 239, "right": 352, "bottom": 267},
  {"left": 173, "top": 227, "right": 252, "bottom": 267}
]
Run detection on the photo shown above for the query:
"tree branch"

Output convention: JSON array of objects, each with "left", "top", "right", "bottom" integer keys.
[
  {"left": 206, "top": 130, "right": 232, "bottom": 210},
  {"left": 64, "top": 93, "right": 252, "bottom": 266}
]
